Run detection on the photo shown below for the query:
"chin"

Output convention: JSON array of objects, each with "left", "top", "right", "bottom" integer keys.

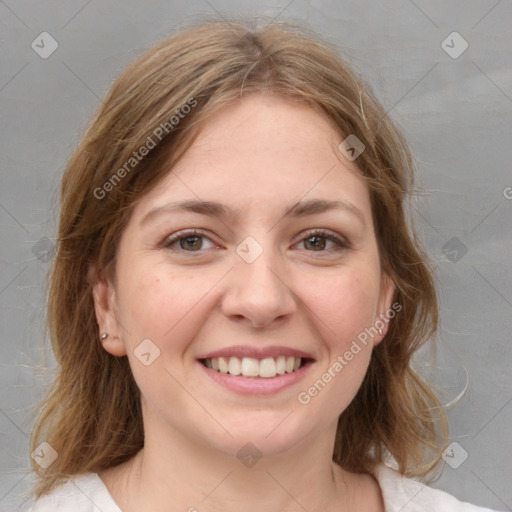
[{"left": 195, "top": 410, "right": 318, "bottom": 461}]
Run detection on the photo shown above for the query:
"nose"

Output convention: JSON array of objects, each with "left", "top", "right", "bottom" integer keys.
[{"left": 221, "top": 247, "right": 297, "bottom": 329}]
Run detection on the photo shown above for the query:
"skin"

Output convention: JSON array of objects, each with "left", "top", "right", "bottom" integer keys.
[{"left": 91, "top": 93, "right": 395, "bottom": 512}]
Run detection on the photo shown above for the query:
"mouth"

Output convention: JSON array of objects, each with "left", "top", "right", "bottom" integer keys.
[
  {"left": 199, "top": 356, "right": 311, "bottom": 378},
  {"left": 196, "top": 346, "right": 315, "bottom": 394}
]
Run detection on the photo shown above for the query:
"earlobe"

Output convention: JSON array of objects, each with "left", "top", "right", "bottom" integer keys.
[
  {"left": 88, "top": 264, "right": 127, "bottom": 357},
  {"left": 99, "top": 332, "right": 127, "bottom": 357}
]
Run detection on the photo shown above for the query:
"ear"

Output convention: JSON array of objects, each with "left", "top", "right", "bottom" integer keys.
[
  {"left": 373, "top": 272, "right": 397, "bottom": 347},
  {"left": 88, "top": 264, "right": 127, "bottom": 357}
]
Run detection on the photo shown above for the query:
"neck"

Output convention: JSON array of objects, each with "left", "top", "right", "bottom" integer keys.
[{"left": 100, "top": 419, "right": 367, "bottom": 512}]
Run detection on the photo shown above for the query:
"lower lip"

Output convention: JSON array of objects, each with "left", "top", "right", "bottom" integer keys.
[{"left": 198, "top": 360, "right": 314, "bottom": 395}]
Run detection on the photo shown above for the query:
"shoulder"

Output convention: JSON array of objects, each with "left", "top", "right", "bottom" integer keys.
[
  {"left": 372, "top": 463, "right": 504, "bottom": 512},
  {"left": 24, "top": 472, "right": 122, "bottom": 512}
]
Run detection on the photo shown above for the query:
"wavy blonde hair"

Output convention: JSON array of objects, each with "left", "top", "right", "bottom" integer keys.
[{"left": 30, "top": 16, "right": 448, "bottom": 499}]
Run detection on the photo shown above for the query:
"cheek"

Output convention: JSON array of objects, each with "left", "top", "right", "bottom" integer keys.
[
  {"left": 115, "top": 264, "right": 209, "bottom": 400},
  {"left": 116, "top": 261, "right": 218, "bottom": 354},
  {"left": 295, "top": 270, "right": 379, "bottom": 418},
  {"left": 117, "top": 270, "right": 174, "bottom": 338},
  {"left": 301, "top": 265, "right": 381, "bottom": 346}
]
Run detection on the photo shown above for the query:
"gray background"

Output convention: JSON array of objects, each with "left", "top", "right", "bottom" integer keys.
[{"left": 1, "top": 1, "right": 511, "bottom": 510}]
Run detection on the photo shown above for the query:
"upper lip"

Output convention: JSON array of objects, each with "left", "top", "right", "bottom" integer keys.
[{"left": 197, "top": 345, "right": 315, "bottom": 360}]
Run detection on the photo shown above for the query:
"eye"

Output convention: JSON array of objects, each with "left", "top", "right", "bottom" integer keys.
[
  {"left": 162, "top": 230, "right": 217, "bottom": 252},
  {"left": 295, "top": 229, "right": 349, "bottom": 252},
  {"left": 161, "top": 228, "right": 349, "bottom": 254}
]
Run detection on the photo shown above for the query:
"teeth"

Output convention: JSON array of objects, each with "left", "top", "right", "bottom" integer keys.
[
  {"left": 203, "top": 356, "right": 303, "bottom": 378},
  {"left": 259, "top": 357, "right": 276, "bottom": 378},
  {"left": 218, "top": 356, "right": 229, "bottom": 374},
  {"left": 241, "top": 357, "right": 259, "bottom": 377},
  {"left": 276, "top": 356, "right": 286, "bottom": 375},
  {"left": 228, "top": 357, "right": 241, "bottom": 375}
]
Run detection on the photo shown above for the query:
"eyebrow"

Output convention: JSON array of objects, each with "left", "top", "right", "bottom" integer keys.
[{"left": 140, "top": 198, "right": 366, "bottom": 227}]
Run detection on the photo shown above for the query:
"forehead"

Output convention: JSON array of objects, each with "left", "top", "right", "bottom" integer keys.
[
  {"left": 182, "top": 93, "right": 345, "bottom": 170},
  {"left": 133, "top": 93, "right": 372, "bottom": 223}
]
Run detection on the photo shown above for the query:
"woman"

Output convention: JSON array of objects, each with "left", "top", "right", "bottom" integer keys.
[{"left": 27, "top": 18, "right": 503, "bottom": 511}]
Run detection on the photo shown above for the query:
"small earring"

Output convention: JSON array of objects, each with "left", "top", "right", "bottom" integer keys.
[
  {"left": 378, "top": 327, "right": 383, "bottom": 335},
  {"left": 100, "top": 333, "right": 109, "bottom": 340}
]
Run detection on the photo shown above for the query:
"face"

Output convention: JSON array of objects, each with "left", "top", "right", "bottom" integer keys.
[{"left": 92, "top": 93, "right": 395, "bottom": 459}]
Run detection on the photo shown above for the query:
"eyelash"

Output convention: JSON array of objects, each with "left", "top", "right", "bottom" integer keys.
[
  {"left": 162, "top": 228, "right": 350, "bottom": 254},
  {"left": 300, "top": 229, "right": 350, "bottom": 251}
]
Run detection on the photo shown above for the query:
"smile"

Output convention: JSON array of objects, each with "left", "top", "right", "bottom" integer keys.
[{"left": 201, "top": 356, "right": 305, "bottom": 378}]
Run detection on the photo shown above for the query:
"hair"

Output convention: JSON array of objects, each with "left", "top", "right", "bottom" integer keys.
[{"left": 29, "top": 15, "right": 448, "bottom": 500}]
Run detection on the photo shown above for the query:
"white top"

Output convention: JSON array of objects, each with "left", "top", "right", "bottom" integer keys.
[{"left": 25, "top": 463, "right": 503, "bottom": 511}]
